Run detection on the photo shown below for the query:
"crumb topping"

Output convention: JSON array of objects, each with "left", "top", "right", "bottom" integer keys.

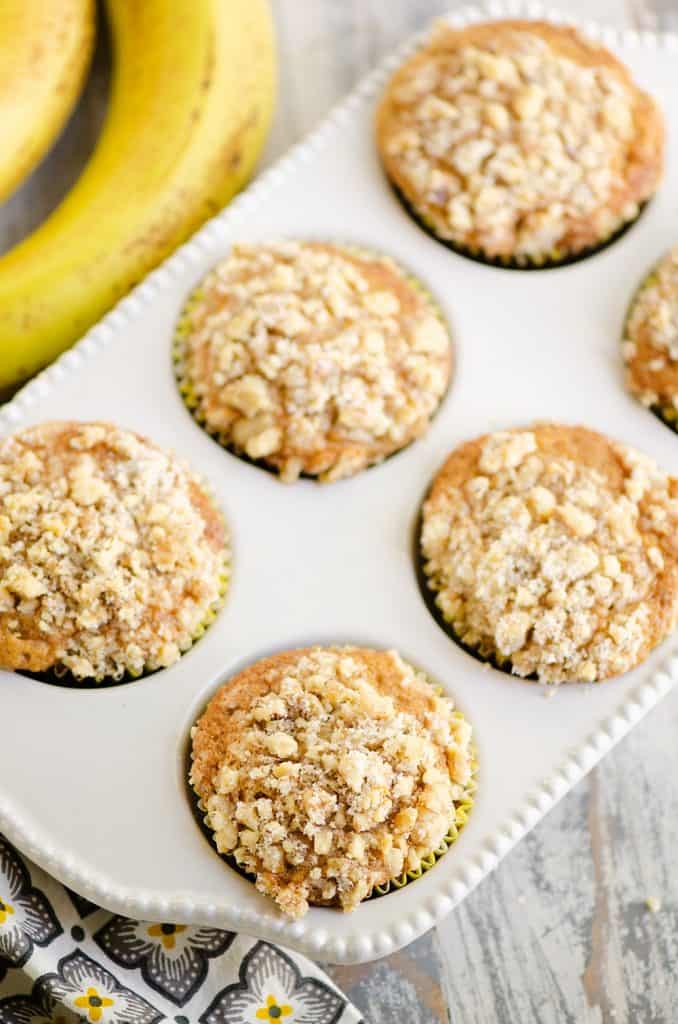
[
  {"left": 178, "top": 241, "right": 451, "bottom": 482},
  {"left": 624, "top": 248, "right": 678, "bottom": 410},
  {"left": 421, "top": 427, "right": 678, "bottom": 683},
  {"left": 0, "top": 422, "right": 228, "bottom": 680},
  {"left": 379, "top": 21, "right": 661, "bottom": 259},
  {"left": 191, "top": 648, "right": 473, "bottom": 918}
]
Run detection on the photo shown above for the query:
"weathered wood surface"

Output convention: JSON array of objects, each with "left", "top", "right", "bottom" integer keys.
[{"left": 1, "top": 2, "right": 676, "bottom": 1021}]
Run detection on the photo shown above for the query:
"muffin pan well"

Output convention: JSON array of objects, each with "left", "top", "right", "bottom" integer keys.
[{"left": 1, "top": 4, "right": 678, "bottom": 965}]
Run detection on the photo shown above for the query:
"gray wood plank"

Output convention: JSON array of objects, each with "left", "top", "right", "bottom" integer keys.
[
  {"left": 328, "top": 930, "right": 448, "bottom": 1024},
  {"left": 438, "top": 691, "right": 678, "bottom": 1024}
]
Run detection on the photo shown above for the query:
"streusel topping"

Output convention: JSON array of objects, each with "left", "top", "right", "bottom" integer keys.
[
  {"left": 178, "top": 241, "right": 451, "bottom": 482},
  {"left": 421, "top": 425, "right": 678, "bottom": 683},
  {"left": 624, "top": 248, "right": 678, "bottom": 412},
  {"left": 191, "top": 647, "right": 473, "bottom": 918},
  {"left": 377, "top": 21, "right": 662, "bottom": 259},
  {"left": 0, "top": 422, "right": 228, "bottom": 680}
]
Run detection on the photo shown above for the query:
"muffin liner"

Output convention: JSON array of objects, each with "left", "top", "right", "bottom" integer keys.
[
  {"left": 389, "top": 180, "right": 649, "bottom": 271},
  {"left": 172, "top": 244, "right": 453, "bottom": 479},
  {"left": 18, "top": 509, "right": 230, "bottom": 689},
  {"left": 188, "top": 694, "right": 477, "bottom": 909},
  {"left": 651, "top": 403, "right": 678, "bottom": 433},
  {"left": 370, "top": 732, "right": 477, "bottom": 900},
  {"left": 622, "top": 262, "right": 678, "bottom": 435}
]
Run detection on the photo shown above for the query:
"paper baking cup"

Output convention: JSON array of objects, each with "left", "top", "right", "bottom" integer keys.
[
  {"left": 623, "top": 264, "right": 678, "bottom": 435},
  {"left": 173, "top": 244, "right": 453, "bottom": 479},
  {"left": 370, "top": 740, "right": 477, "bottom": 901},
  {"left": 389, "top": 181, "right": 649, "bottom": 271}
]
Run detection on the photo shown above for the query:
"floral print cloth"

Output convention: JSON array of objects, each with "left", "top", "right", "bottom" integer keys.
[{"left": 0, "top": 837, "right": 362, "bottom": 1024}]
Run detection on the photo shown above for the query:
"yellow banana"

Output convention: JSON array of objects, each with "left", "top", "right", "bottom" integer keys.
[
  {"left": 0, "top": 0, "right": 95, "bottom": 203},
  {"left": 0, "top": 0, "right": 276, "bottom": 392}
]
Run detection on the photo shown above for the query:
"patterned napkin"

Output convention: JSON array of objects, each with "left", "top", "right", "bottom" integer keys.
[{"left": 0, "top": 836, "right": 363, "bottom": 1024}]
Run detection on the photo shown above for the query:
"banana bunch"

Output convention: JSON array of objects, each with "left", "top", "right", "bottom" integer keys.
[{"left": 0, "top": 0, "right": 276, "bottom": 393}]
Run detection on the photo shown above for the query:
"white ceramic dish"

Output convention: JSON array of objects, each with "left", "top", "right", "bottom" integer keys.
[{"left": 2, "top": 2, "right": 678, "bottom": 966}]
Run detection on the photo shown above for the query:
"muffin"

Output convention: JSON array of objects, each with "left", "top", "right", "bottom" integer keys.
[
  {"left": 0, "top": 421, "right": 229, "bottom": 682},
  {"left": 420, "top": 424, "right": 678, "bottom": 683},
  {"left": 377, "top": 20, "right": 663, "bottom": 266},
  {"left": 190, "top": 646, "right": 475, "bottom": 918},
  {"left": 624, "top": 247, "right": 678, "bottom": 429},
  {"left": 175, "top": 241, "right": 452, "bottom": 482}
]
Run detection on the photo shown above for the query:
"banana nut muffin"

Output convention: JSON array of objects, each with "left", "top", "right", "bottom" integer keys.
[
  {"left": 377, "top": 20, "right": 663, "bottom": 265},
  {"left": 190, "top": 646, "right": 474, "bottom": 917},
  {"left": 0, "top": 421, "right": 228, "bottom": 681},
  {"left": 420, "top": 424, "right": 678, "bottom": 683},
  {"left": 175, "top": 241, "right": 452, "bottom": 482},
  {"left": 624, "top": 247, "right": 678, "bottom": 428}
]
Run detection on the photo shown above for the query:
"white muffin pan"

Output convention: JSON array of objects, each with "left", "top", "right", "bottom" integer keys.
[{"left": 2, "top": 2, "right": 678, "bottom": 966}]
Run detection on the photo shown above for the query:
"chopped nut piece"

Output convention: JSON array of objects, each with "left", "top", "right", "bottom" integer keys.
[
  {"left": 560, "top": 502, "right": 597, "bottom": 538},
  {"left": 253, "top": 695, "right": 287, "bottom": 721},
  {"left": 4, "top": 566, "right": 46, "bottom": 600},
  {"left": 244, "top": 427, "right": 282, "bottom": 460},
  {"left": 532, "top": 485, "right": 557, "bottom": 516},
  {"left": 215, "top": 822, "right": 238, "bottom": 852},
  {"left": 495, "top": 610, "right": 531, "bottom": 656},
  {"left": 512, "top": 85, "right": 545, "bottom": 120},
  {"left": 264, "top": 732, "right": 298, "bottom": 758}
]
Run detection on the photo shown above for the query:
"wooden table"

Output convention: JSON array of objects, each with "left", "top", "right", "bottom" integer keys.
[{"left": 2, "top": 2, "right": 676, "bottom": 1020}]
